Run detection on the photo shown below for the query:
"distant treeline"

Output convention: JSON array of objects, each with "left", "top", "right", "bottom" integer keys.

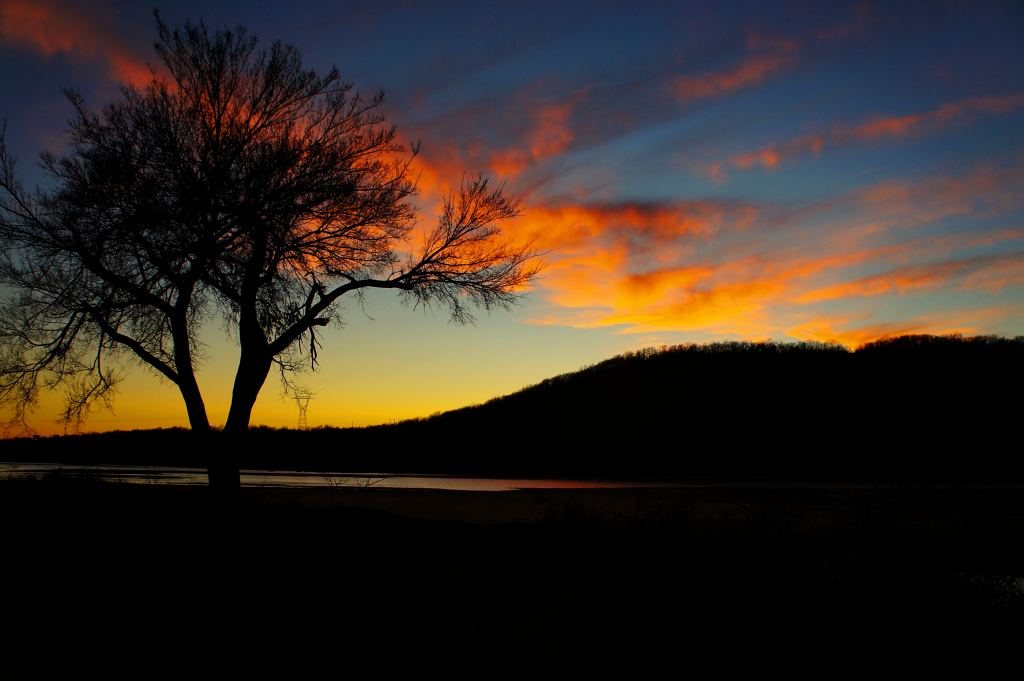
[{"left": 5, "top": 334, "right": 1023, "bottom": 479}]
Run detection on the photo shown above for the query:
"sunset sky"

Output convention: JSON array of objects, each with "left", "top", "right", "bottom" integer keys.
[{"left": 1, "top": 0, "right": 1022, "bottom": 434}]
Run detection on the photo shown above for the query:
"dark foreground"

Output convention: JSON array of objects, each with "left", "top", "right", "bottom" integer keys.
[{"left": 3, "top": 478, "right": 1022, "bottom": 673}]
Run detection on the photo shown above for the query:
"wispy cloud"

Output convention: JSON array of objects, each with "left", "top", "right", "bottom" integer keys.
[
  {"left": 0, "top": 0, "right": 151, "bottom": 84},
  {"left": 709, "top": 94, "right": 1024, "bottom": 179},
  {"left": 508, "top": 200, "right": 755, "bottom": 251},
  {"left": 795, "top": 252, "right": 1024, "bottom": 302},
  {"left": 673, "top": 54, "right": 794, "bottom": 102},
  {"left": 787, "top": 306, "right": 1017, "bottom": 347},
  {"left": 405, "top": 89, "right": 587, "bottom": 212},
  {"left": 811, "top": 3, "right": 874, "bottom": 43},
  {"left": 486, "top": 100, "right": 576, "bottom": 178},
  {"left": 672, "top": 34, "right": 800, "bottom": 103},
  {"left": 511, "top": 163, "right": 1024, "bottom": 337},
  {"left": 787, "top": 318, "right": 962, "bottom": 347}
]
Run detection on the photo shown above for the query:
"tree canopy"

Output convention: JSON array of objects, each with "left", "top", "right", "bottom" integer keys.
[{"left": 0, "top": 14, "right": 540, "bottom": 484}]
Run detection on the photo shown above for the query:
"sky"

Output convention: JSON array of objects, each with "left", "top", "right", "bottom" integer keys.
[{"left": 1, "top": 0, "right": 1022, "bottom": 434}]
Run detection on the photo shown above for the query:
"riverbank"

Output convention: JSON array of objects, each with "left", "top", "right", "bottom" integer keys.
[{"left": 3, "top": 478, "right": 1021, "bottom": 672}]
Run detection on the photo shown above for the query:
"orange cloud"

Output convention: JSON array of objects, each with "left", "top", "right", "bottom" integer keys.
[
  {"left": 498, "top": 200, "right": 760, "bottom": 284},
  {"left": 515, "top": 165, "right": 1024, "bottom": 338},
  {"left": 782, "top": 199, "right": 1024, "bottom": 304},
  {"left": 724, "top": 138, "right": 825, "bottom": 175},
  {"left": 392, "top": 161, "right": 1024, "bottom": 343},
  {"left": 846, "top": 95, "right": 1024, "bottom": 140},
  {"left": 528, "top": 103, "right": 574, "bottom": 161},
  {"left": 787, "top": 318, "right": 974, "bottom": 347},
  {"left": 617, "top": 267, "right": 714, "bottom": 310},
  {"left": 959, "top": 255, "right": 1024, "bottom": 293},
  {"left": 499, "top": 200, "right": 792, "bottom": 336},
  {"left": 529, "top": 242, "right": 894, "bottom": 337},
  {"left": 599, "top": 279, "right": 786, "bottom": 333},
  {"left": 408, "top": 96, "right": 579, "bottom": 217},
  {"left": 796, "top": 259, "right": 972, "bottom": 303},
  {"left": 852, "top": 166, "right": 1024, "bottom": 228},
  {"left": 674, "top": 54, "right": 795, "bottom": 102},
  {"left": 486, "top": 101, "right": 575, "bottom": 178},
  {"left": 788, "top": 303, "right": 1018, "bottom": 347},
  {"left": 672, "top": 32, "right": 800, "bottom": 103},
  {"left": 411, "top": 149, "right": 461, "bottom": 204},
  {"left": 0, "top": 0, "right": 152, "bottom": 84},
  {"left": 715, "top": 94, "right": 1024, "bottom": 176},
  {"left": 406, "top": 97, "right": 1023, "bottom": 342}
]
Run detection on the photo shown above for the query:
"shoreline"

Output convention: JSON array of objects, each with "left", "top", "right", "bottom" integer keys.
[
  {"left": 7, "top": 474, "right": 1021, "bottom": 533},
  {"left": 5, "top": 462, "right": 1023, "bottom": 490}
]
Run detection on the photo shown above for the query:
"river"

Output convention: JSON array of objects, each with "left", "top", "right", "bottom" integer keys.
[{"left": 3, "top": 462, "right": 1020, "bottom": 491}]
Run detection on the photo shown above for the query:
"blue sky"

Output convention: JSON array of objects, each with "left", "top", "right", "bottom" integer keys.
[{"left": 1, "top": 0, "right": 1022, "bottom": 432}]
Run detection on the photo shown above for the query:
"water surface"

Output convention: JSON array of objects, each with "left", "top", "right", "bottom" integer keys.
[{"left": 3, "top": 463, "right": 1020, "bottom": 491}]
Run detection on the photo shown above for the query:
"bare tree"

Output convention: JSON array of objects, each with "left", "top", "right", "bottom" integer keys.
[{"left": 0, "top": 13, "right": 541, "bottom": 492}]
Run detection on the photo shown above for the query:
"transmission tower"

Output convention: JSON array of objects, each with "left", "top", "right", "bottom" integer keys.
[{"left": 294, "top": 388, "right": 315, "bottom": 430}]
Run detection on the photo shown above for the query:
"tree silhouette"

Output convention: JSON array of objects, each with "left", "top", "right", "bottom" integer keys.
[{"left": 0, "top": 13, "right": 540, "bottom": 492}]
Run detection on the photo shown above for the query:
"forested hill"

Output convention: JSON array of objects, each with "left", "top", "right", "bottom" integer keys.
[
  {"left": 6, "top": 334, "right": 1023, "bottom": 479},
  {"left": 345, "top": 333, "right": 1020, "bottom": 477}
]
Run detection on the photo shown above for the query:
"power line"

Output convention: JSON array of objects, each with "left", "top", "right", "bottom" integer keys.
[
  {"left": 76, "top": 417, "right": 187, "bottom": 423},
  {"left": 294, "top": 388, "right": 315, "bottom": 430}
]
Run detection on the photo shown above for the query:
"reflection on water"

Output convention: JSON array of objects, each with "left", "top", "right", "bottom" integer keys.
[
  {"left": 2, "top": 463, "right": 685, "bottom": 491},
  {"left": 3, "top": 463, "right": 1022, "bottom": 491}
]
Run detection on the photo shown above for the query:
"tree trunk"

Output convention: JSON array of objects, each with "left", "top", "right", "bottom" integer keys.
[
  {"left": 179, "top": 381, "right": 237, "bottom": 503},
  {"left": 177, "top": 378, "right": 240, "bottom": 503},
  {"left": 224, "top": 344, "right": 274, "bottom": 434},
  {"left": 179, "top": 376, "right": 211, "bottom": 433},
  {"left": 170, "top": 317, "right": 234, "bottom": 500},
  {"left": 218, "top": 323, "right": 274, "bottom": 502},
  {"left": 215, "top": 216, "right": 273, "bottom": 501},
  {"left": 207, "top": 458, "right": 241, "bottom": 504}
]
